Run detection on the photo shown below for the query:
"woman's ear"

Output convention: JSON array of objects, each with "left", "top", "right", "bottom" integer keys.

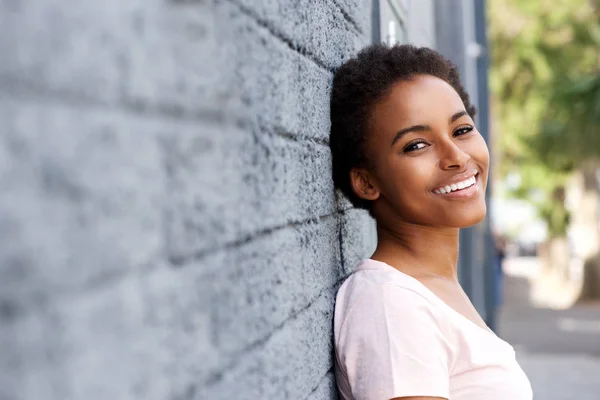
[{"left": 350, "top": 168, "right": 380, "bottom": 201}]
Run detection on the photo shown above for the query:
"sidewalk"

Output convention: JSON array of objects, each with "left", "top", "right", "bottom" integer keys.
[{"left": 498, "top": 257, "right": 600, "bottom": 399}]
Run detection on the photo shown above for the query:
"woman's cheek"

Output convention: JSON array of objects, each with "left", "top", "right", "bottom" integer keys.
[{"left": 466, "top": 134, "right": 489, "bottom": 165}]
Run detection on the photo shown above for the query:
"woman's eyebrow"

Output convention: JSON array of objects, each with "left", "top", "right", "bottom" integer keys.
[
  {"left": 450, "top": 110, "right": 468, "bottom": 123},
  {"left": 390, "top": 110, "right": 470, "bottom": 148},
  {"left": 390, "top": 124, "right": 430, "bottom": 147}
]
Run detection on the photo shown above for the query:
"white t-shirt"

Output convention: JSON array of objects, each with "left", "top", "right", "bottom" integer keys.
[{"left": 334, "top": 259, "right": 532, "bottom": 400}]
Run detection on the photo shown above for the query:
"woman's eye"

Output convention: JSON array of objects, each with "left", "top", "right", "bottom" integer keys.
[
  {"left": 404, "top": 141, "right": 428, "bottom": 152},
  {"left": 453, "top": 126, "right": 474, "bottom": 137}
]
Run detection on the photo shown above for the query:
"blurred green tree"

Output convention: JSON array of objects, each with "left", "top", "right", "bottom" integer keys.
[
  {"left": 533, "top": 74, "right": 600, "bottom": 299},
  {"left": 489, "top": 0, "right": 600, "bottom": 298}
]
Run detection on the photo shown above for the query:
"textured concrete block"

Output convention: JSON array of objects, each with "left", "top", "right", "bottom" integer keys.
[
  {"left": 0, "top": 99, "right": 164, "bottom": 308},
  {"left": 0, "top": 0, "right": 218, "bottom": 111},
  {"left": 1, "top": 275, "right": 145, "bottom": 400},
  {"left": 198, "top": 290, "right": 337, "bottom": 400},
  {"left": 331, "top": 0, "right": 372, "bottom": 35},
  {"left": 199, "top": 216, "right": 342, "bottom": 361},
  {"left": 1, "top": 310, "right": 64, "bottom": 400},
  {"left": 165, "top": 120, "right": 336, "bottom": 262},
  {"left": 0, "top": 264, "right": 218, "bottom": 400},
  {"left": 306, "top": 371, "right": 338, "bottom": 400},
  {"left": 340, "top": 208, "right": 377, "bottom": 275},
  {"left": 215, "top": 3, "right": 337, "bottom": 141},
  {"left": 230, "top": 0, "right": 366, "bottom": 68}
]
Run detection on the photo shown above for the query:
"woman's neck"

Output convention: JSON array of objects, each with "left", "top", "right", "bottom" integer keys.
[{"left": 371, "top": 219, "right": 460, "bottom": 280}]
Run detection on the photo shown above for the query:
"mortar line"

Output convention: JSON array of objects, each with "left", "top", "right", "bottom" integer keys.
[
  {"left": 0, "top": 75, "right": 242, "bottom": 124},
  {"left": 302, "top": 367, "right": 335, "bottom": 400},
  {"left": 202, "top": 277, "right": 345, "bottom": 387},
  {"left": 0, "top": 76, "right": 330, "bottom": 147},
  {"left": 224, "top": 0, "right": 335, "bottom": 72},
  {"left": 330, "top": 0, "right": 364, "bottom": 35},
  {"left": 168, "top": 210, "right": 346, "bottom": 266}
]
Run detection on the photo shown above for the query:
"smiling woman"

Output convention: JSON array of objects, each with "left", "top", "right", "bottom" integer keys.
[{"left": 330, "top": 44, "right": 532, "bottom": 400}]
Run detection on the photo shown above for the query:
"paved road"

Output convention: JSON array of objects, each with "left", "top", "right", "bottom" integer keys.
[{"left": 498, "top": 257, "right": 600, "bottom": 399}]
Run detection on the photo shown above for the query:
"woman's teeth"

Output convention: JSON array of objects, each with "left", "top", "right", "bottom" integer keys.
[{"left": 434, "top": 176, "right": 476, "bottom": 194}]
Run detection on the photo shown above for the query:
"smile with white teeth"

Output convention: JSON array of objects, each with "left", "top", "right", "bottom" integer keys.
[{"left": 433, "top": 176, "right": 477, "bottom": 194}]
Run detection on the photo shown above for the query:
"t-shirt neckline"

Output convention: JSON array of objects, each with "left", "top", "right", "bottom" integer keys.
[{"left": 357, "top": 258, "right": 499, "bottom": 338}]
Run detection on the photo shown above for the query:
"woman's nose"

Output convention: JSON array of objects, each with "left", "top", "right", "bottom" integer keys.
[{"left": 439, "top": 141, "right": 470, "bottom": 170}]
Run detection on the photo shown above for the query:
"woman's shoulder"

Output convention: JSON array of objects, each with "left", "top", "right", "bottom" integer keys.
[
  {"left": 334, "top": 259, "right": 445, "bottom": 330},
  {"left": 336, "top": 259, "right": 434, "bottom": 305},
  {"left": 333, "top": 260, "right": 459, "bottom": 371}
]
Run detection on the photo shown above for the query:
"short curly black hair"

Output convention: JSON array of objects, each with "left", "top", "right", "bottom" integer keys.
[{"left": 329, "top": 43, "right": 477, "bottom": 211}]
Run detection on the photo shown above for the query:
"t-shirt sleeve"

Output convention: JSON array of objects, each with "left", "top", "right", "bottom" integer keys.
[{"left": 337, "top": 284, "right": 455, "bottom": 400}]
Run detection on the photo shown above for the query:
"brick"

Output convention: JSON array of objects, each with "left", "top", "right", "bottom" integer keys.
[
  {"left": 197, "top": 290, "right": 337, "bottom": 400},
  {"left": 305, "top": 371, "right": 338, "bottom": 400},
  {"left": 0, "top": 263, "right": 220, "bottom": 400},
  {"left": 165, "top": 119, "right": 337, "bottom": 263},
  {"left": 340, "top": 208, "right": 377, "bottom": 275},
  {"left": 330, "top": 0, "right": 372, "bottom": 34},
  {"left": 215, "top": 5, "right": 336, "bottom": 142},
  {"left": 1, "top": 276, "right": 143, "bottom": 400},
  {"left": 199, "top": 217, "right": 342, "bottom": 360},
  {"left": 0, "top": 310, "right": 66, "bottom": 400},
  {"left": 0, "top": 98, "right": 165, "bottom": 306},
  {"left": 0, "top": 0, "right": 217, "bottom": 110},
  {"left": 230, "top": 0, "right": 367, "bottom": 68}
]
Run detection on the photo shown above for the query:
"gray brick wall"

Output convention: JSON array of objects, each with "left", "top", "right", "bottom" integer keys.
[{"left": 0, "top": 1, "right": 379, "bottom": 399}]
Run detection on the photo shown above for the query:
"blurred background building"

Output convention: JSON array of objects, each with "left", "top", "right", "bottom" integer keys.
[{"left": 6, "top": 0, "right": 600, "bottom": 399}]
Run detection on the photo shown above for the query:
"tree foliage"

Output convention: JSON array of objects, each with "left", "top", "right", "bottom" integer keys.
[
  {"left": 534, "top": 75, "right": 600, "bottom": 161},
  {"left": 489, "top": 0, "right": 600, "bottom": 237}
]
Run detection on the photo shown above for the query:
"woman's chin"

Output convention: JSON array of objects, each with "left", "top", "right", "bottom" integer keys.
[
  {"left": 456, "top": 206, "right": 487, "bottom": 228},
  {"left": 433, "top": 202, "right": 487, "bottom": 228}
]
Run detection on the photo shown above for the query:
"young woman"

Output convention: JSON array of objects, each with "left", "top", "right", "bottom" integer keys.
[{"left": 330, "top": 44, "right": 532, "bottom": 400}]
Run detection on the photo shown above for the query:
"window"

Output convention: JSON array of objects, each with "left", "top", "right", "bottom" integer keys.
[{"left": 375, "top": 0, "right": 408, "bottom": 44}]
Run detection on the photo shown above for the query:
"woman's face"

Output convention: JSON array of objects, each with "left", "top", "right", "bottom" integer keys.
[{"left": 354, "top": 74, "right": 489, "bottom": 228}]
